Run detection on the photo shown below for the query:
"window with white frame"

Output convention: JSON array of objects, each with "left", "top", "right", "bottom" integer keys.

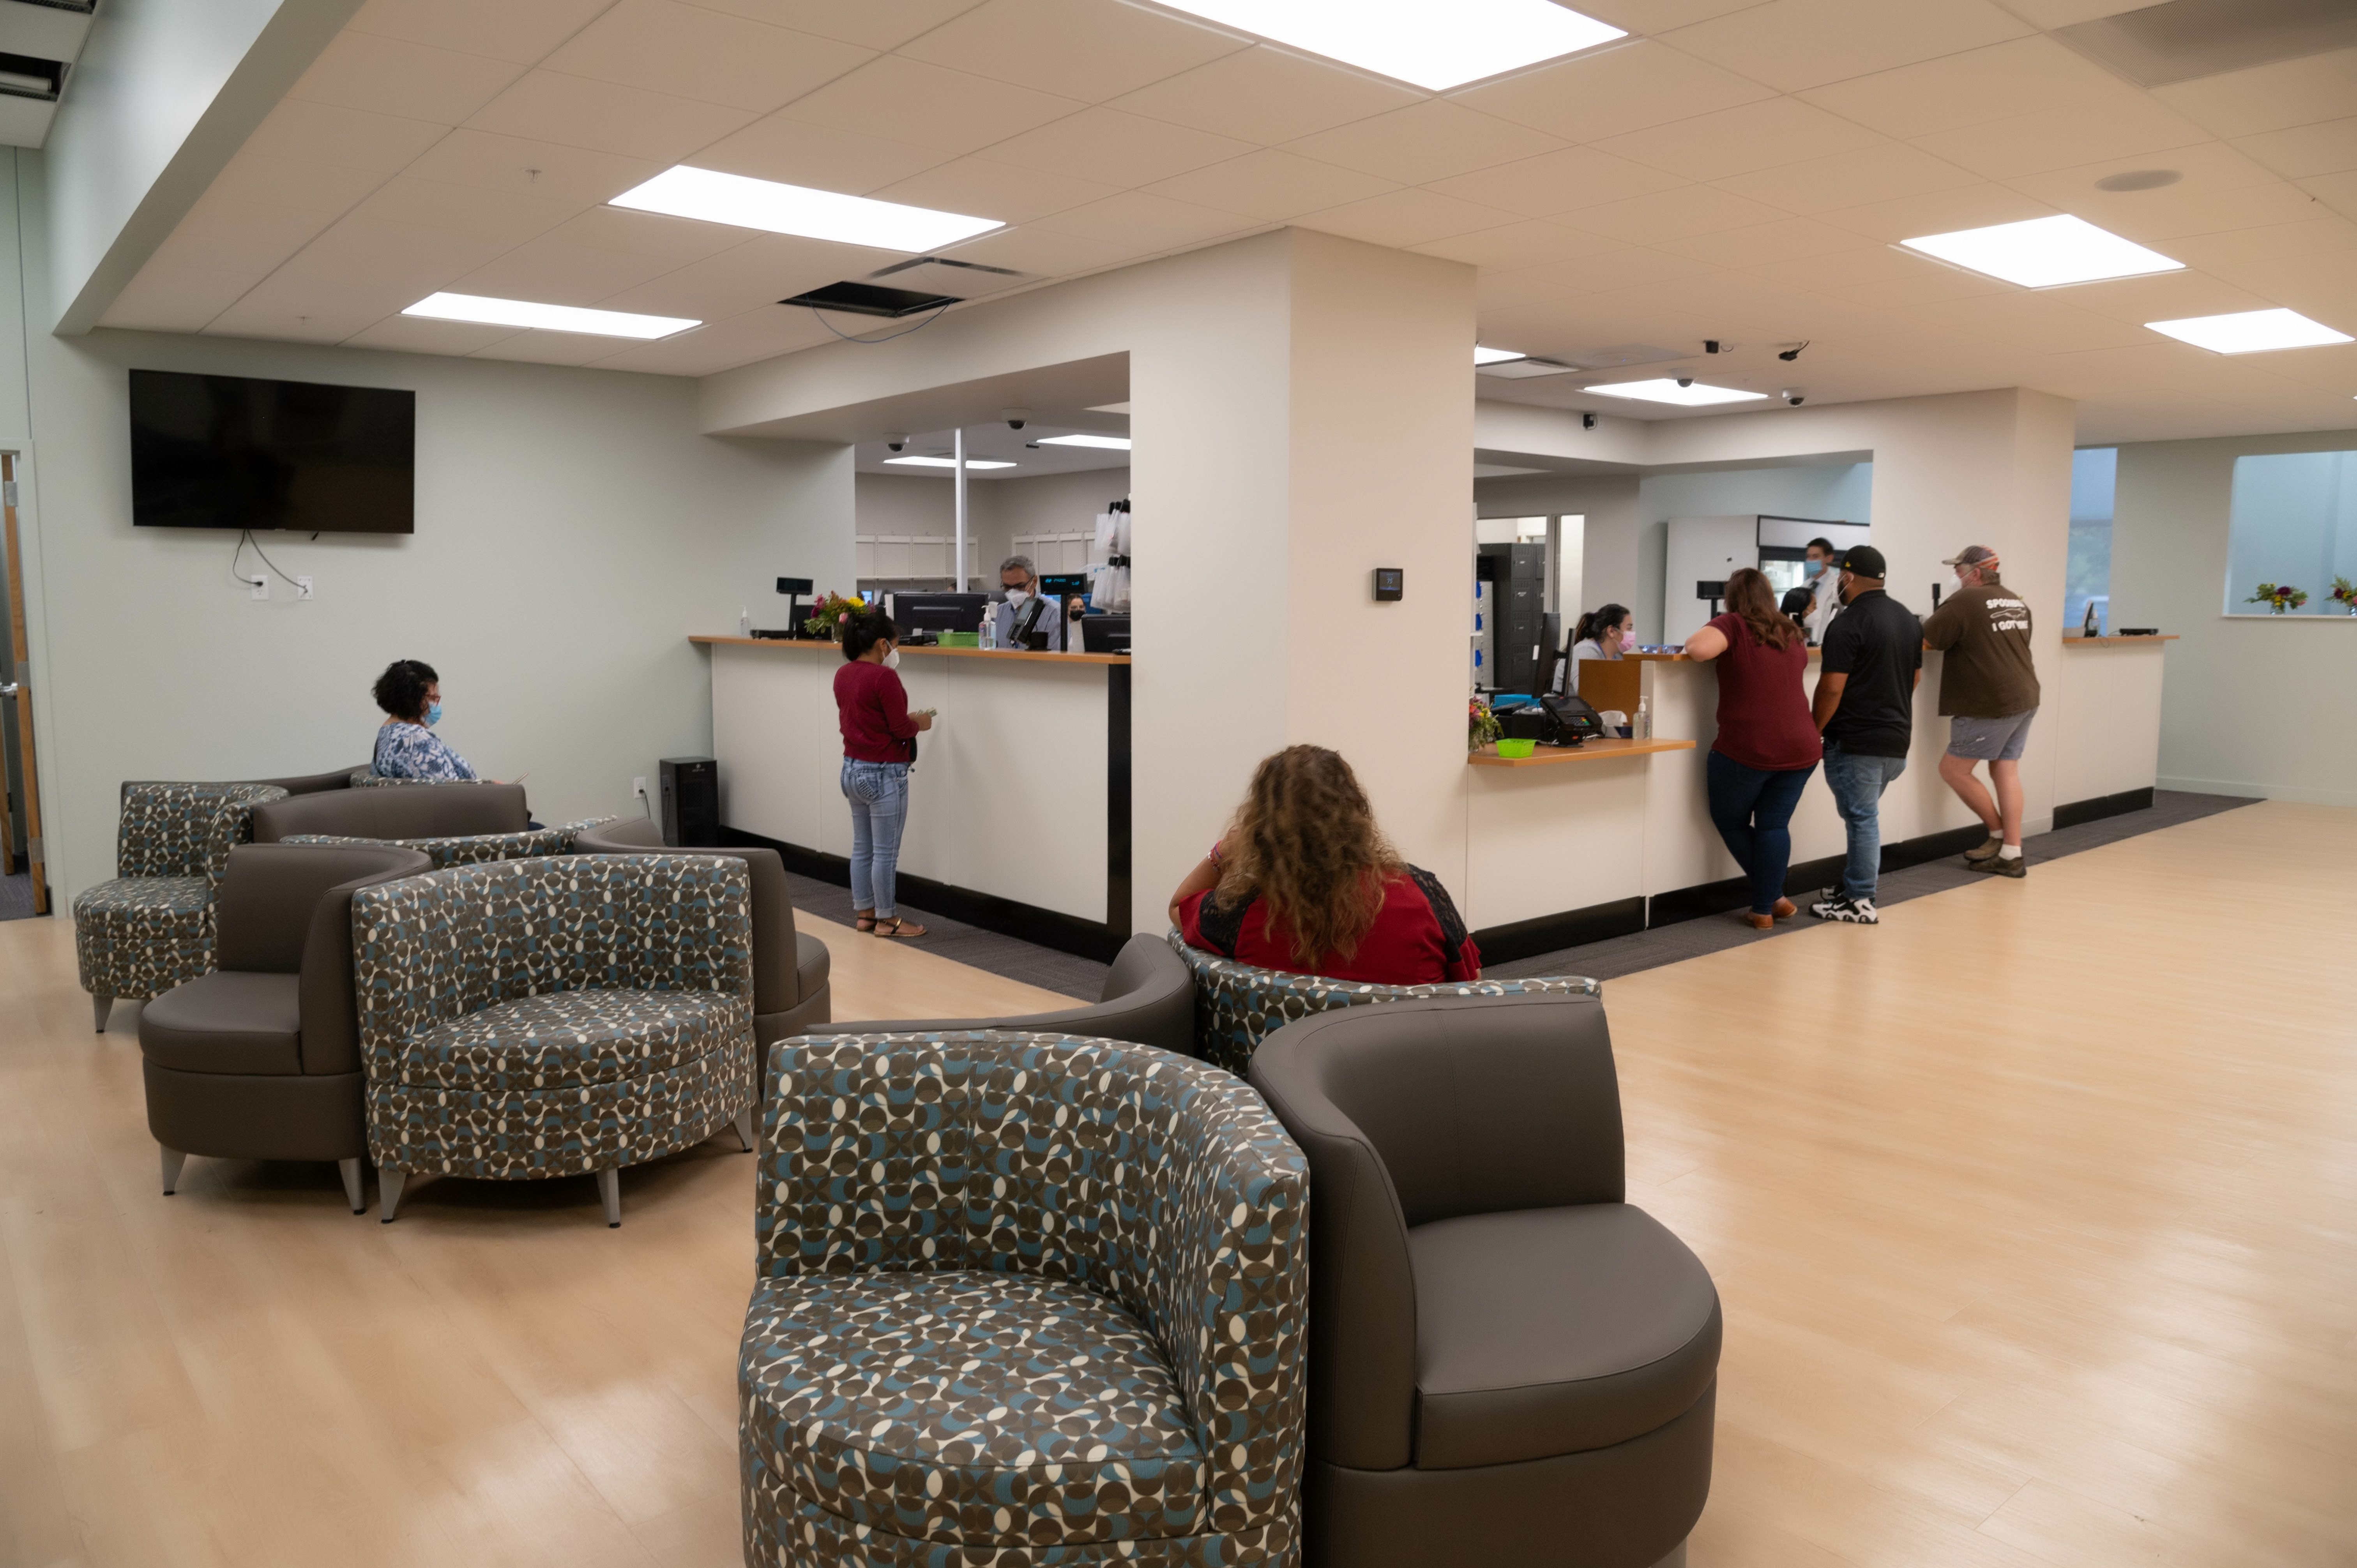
[{"left": 2225, "top": 450, "right": 2357, "bottom": 614}]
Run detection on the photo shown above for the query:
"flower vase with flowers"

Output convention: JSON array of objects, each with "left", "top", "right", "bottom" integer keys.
[
  {"left": 803, "top": 590, "right": 867, "bottom": 641},
  {"left": 2246, "top": 583, "right": 2308, "bottom": 614},
  {"left": 2330, "top": 576, "right": 2356, "bottom": 616},
  {"left": 1468, "top": 696, "right": 1502, "bottom": 753}
]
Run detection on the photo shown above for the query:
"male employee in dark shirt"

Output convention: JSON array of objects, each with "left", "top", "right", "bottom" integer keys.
[{"left": 1807, "top": 546, "right": 1920, "bottom": 924}]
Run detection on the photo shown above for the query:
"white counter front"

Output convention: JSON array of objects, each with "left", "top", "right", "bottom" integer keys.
[{"left": 694, "top": 637, "right": 1132, "bottom": 959}]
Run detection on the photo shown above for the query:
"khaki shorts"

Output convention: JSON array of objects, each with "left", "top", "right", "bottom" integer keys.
[{"left": 1948, "top": 709, "right": 2036, "bottom": 762}]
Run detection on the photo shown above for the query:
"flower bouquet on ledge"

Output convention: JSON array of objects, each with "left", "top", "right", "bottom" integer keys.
[
  {"left": 2246, "top": 583, "right": 2307, "bottom": 614},
  {"left": 1469, "top": 696, "right": 1502, "bottom": 753},
  {"left": 2331, "top": 577, "right": 2356, "bottom": 616},
  {"left": 803, "top": 590, "right": 866, "bottom": 640}
]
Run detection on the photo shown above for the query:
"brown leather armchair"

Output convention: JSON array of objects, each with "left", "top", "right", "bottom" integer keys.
[
  {"left": 1248, "top": 992, "right": 1720, "bottom": 1568},
  {"left": 808, "top": 932, "right": 1193, "bottom": 1056},
  {"left": 572, "top": 816, "right": 830, "bottom": 1043},
  {"left": 250, "top": 781, "right": 530, "bottom": 843},
  {"left": 140, "top": 841, "right": 432, "bottom": 1213}
]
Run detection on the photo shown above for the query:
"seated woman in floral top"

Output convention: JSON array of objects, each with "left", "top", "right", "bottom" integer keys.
[{"left": 371, "top": 658, "right": 478, "bottom": 782}]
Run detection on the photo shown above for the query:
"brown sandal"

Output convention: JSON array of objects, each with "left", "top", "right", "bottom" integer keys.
[
  {"left": 872, "top": 917, "right": 927, "bottom": 939},
  {"left": 853, "top": 911, "right": 876, "bottom": 934}
]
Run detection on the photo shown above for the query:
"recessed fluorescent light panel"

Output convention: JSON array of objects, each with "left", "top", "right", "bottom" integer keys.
[
  {"left": 1035, "top": 434, "right": 1132, "bottom": 450},
  {"left": 611, "top": 167, "right": 1002, "bottom": 251},
  {"left": 884, "top": 455, "right": 1018, "bottom": 470},
  {"left": 402, "top": 292, "right": 698, "bottom": 339},
  {"left": 1897, "top": 214, "right": 2182, "bottom": 288},
  {"left": 1147, "top": 0, "right": 1626, "bottom": 92},
  {"left": 1474, "top": 345, "right": 1527, "bottom": 364},
  {"left": 2144, "top": 308, "right": 2353, "bottom": 354},
  {"left": 1585, "top": 380, "right": 1768, "bottom": 407}
]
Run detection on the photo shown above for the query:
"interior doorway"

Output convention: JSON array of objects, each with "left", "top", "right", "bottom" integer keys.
[{"left": 2, "top": 450, "right": 49, "bottom": 918}]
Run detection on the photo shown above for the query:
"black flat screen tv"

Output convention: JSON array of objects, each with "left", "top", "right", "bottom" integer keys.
[{"left": 128, "top": 369, "right": 415, "bottom": 533}]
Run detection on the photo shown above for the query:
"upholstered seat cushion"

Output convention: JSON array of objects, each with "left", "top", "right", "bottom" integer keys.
[
  {"left": 139, "top": 971, "right": 304, "bottom": 1075},
  {"left": 1407, "top": 1204, "right": 1721, "bottom": 1470},
  {"left": 398, "top": 989, "right": 749, "bottom": 1091},
  {"left": 742, "top": 1271, "right": 1207, "bottom": 1550},
  {"left": 75, "top": 874, "right": 211, "bottom": 919}
]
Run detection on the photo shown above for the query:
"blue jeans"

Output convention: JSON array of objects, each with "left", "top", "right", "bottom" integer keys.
[
  {"left": 1822, "top": 742, "right": 1908, "bottom": 901},
  {"left": 841, "top": 759, "right": 910, "bottom": 918},
  {"left": 1705, "top": 750, "right": 1817, "bottom": 915}
]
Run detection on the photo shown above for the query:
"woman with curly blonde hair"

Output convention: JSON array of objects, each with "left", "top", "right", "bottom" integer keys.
[{"left": 1168, "top": 744, "right": 1480, "bottom": 983}]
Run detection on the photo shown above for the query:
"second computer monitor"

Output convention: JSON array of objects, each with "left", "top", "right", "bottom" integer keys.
[
  {"left": 1080, "top": 614, "right": 1131, "bottom": 654},
  {"left": 893, "top": 592, "right": 989, "bottom": 634}
]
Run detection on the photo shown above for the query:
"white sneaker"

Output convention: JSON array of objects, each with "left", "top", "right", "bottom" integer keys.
[{"left": 1811, "top": 893, "right": 1878, "bottom": 924}]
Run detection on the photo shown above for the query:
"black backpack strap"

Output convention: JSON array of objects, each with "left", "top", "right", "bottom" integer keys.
[
  {"left": 1194, "top": 887, "right": 1253, "bottom": 959},
  {"left": 1405, "top": 864, "right": 1470, "bottom": 955}
]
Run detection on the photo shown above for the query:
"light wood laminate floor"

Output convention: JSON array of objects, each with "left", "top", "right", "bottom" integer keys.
[{"left": 4, "top": 803, "right": 2352, "bottom": 1567}]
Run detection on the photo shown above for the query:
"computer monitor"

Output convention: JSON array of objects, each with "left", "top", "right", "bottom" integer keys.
[
  {"left": 1039, "top": 572, "right": 1088, "bottom": 597},
  {"left": 1080, "top": 614, "right": 1131, "bottom": 654},
  {"left": 893, "top": 592, "right": 988, "bottom": 634}
]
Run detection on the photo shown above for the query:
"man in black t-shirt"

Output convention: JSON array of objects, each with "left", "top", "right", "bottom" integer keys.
[{"left": 1807, "top": 546, "right": 1921, "bottom": 924}]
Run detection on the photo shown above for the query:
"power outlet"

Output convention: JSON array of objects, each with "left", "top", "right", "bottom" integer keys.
[
  {"left": 632, "top": 777, "right": 647, "bottom": 800},
  {"left": 246, "top": 573, "right": 268, "bottom": 601},
  {"left": 296, "top": 576, "right": 314, "bottom": 601}
]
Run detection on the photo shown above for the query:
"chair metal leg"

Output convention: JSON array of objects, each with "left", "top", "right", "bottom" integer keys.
[
  {"left": 379, "top": 1167, "right": 407, "bottom": 1224},
  {"left": 596, "top": 1166, "right": 621, "bottom": 1228},
  {"left": 733, "top": 1107, "right": 756, "bottom": 1153},
  {"left": 160, "top": 1146, "right": 186, "bottom": 1196},
  {"left": 337, "top": 1158, "right": 366, "bottom": 1215},
  {"left": 93, "top": 994, "right": 113, "bottom": 1033}
]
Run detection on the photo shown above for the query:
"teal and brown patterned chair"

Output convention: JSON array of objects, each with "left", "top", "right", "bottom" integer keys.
[
  {"left": 283, "top": 816, "right": 616, "bottom": 869},
  {"left": 75, "top": 782, "right": 289, "bottom": 1033},
  {"left": 742, "top": 1029, "right": 1309, "bottom": 1567},
  {"left": 350, "top": 854, "right": 756, "bottom": 1226},
  {"left": 1168, "top": 931, "right": 1603, "bottom": 1075}
]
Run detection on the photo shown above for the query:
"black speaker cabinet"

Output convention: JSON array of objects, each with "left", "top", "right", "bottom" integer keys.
[{"left": 660, "top": 756, "right": 718, "bottom": 847}]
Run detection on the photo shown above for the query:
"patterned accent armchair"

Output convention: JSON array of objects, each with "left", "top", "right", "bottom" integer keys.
[
  {"left": 1168, "top": 931, "right": 1602, "bottom": 1075},
  {"left": 283, "top": 816, "right": 615, "bottom": 869},
  {"left": 75, "top": 782, "right": 289, "bottom": 1033},
  {"left": 350, "top": 854, "right": 757, "bottom": 1227},
  {"left": 349, "top": 771, "right": 502, "bottom": 788},
  {"left": 742, "top": 1030, "right": 1309, "bottom": 1568}
]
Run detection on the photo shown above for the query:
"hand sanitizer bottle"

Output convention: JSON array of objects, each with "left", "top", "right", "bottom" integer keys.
[
  {"left": 1635, "top": 695, "right": 1651, "bottom": 740},
  {"left": 739, "top": 606, "right": 749, "bottom": 637}
]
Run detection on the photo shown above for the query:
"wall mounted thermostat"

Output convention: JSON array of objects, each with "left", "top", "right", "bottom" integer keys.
[{"left": 1373, "top": 567, "right": 1404, "bottom": 602}]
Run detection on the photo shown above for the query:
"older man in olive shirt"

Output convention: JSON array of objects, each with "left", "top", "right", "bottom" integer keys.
[{"left": 1922, "top": 544, "right": 2039, "bottom": 877}]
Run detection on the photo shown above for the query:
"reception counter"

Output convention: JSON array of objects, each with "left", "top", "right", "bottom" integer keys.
[{"left": 691, "top": 636, "right": 1131, "bottom": 960}]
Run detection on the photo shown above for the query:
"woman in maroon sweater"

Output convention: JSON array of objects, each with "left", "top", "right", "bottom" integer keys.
[
  {"left": 1169, "top": 745, "right": 1479, "bottom": 984},
  {"left": 1684, "top": 567, "right": 1821, "bottom": 929},
  {"left": 834, "top": 612, "right": 933, "bottom": 938}
]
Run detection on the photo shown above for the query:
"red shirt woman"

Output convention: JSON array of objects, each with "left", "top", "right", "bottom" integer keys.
[
  {"left": 1682, "top": 567, "right": 1821, "bottom": 929},
  {"left": 1169, "top": 744, "right": 1480, "bottom": 985}
]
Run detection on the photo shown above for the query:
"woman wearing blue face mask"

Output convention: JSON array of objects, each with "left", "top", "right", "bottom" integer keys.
[{"left": 370, "top": 658, "right": 479, "bottom": 782}]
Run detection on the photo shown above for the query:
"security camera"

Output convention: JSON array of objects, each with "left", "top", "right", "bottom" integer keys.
[
  {"left": 1703, "top": 339, "right": 1721, "bottom": 354},
  {"left": 1782, "top": 390, "right": 1805, "bottom": 406},
  {"left": 1778, "top": 341, "right": 1808, "bottom": 363},
  {"left": 884, "top": 434, "right": 908, "bottom": 452},
  {"left": 1581, "top": 412, "right": 1597, "bottom": 430},
  {"left": 1676, "top": 377, "right": 1694, "bottom": 388},
  {"left": 1002, "top": 408, "right": 1030, "bottom": 431}
]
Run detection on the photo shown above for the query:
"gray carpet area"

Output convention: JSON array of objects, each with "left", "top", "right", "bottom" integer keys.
[
  {"left": 0, "top": 870, "right": 36, "bottom": 922},
  {"left": 1487, "top": 789, "right": 2259, "bottom": 982},
  {"left": 781, "top": 870, "right": 1108, "bottom": 1002}
]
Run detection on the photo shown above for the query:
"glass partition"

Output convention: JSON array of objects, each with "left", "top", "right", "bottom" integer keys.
[{"left": 2226, "top": 450, "right": 2357, "bottom": 614}]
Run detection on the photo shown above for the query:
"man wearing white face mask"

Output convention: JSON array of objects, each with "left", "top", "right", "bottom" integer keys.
[{"left": 991, "top": 554, "right": 1065, "bottom": 652}]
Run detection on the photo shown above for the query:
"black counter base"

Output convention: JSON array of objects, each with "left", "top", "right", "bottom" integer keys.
[{"left": 2053, "top": 786, "right": 2154, "bottom": 830}]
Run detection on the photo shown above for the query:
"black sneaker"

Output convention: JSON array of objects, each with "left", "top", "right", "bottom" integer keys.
[
  {"left": 1811, "top": 893, "right": 1878, "bottom": 923},
  {"left": 1970, "top": 853, "right": 2026, "bottom": 878}
]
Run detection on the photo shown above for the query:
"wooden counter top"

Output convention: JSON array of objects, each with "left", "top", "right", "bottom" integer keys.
[
  {"left": 1468, "top": 737, "right": 1697, "bottom": 768},
  {"left": 692, "top": 635, "right": 1129, "bottom": 666},
  {"left": 2062, "top": 634, "right": 2177, "bottom": 647}
]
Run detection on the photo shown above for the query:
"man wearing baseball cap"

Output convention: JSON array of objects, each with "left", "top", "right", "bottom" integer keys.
[
  {"left": 1921, "top": 544, "right": 2039, "bottom": 876},
  {"left": 1807, "top": 545, "right": 1921, "bottom": 923}
]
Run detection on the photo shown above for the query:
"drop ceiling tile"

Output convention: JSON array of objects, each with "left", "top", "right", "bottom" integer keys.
[
  {"left": 204, "top": 153, "right": 389, "bottom": 218},
  {"left": 1512, "top": 245, "right": 1723, "bottom": 295},
  {"left": 1474, "top": 267, "right": 1580, "bottom": 313},
  {"left": 1717, "top": 141, "right": 1981, "bottom": 215},
  {"left": 678, "top": 0, "right": 986, "bottom": 52},
  {"left": 896, "top": 0, "right": 1245, "bottom": 102},
  {"left": 1904, "top": 293, "right": 2150, "bottom": 353},
  {"left": 445, "top": 231, "right": 731, "bottom": 305},
  {"left": 100, "top": 260, "right": 265, "bottom": 333},
  {"left": 781, "top": 56, "right": 1085, "bottom": 154},
  {"left": 540, "top": 0, "right": 871, "bottom": 114},
  {"left": 468, "top": 332, "right": 624, "bottom": 366},
  {"left": 2164, "top": 215, "right": 2357, "bottom": 270},
  {"left": 1910, "top": 101, "right": 2210, "bottom": 181},
  {"left": 1557, "top": 184, "right": 1789, "bottom": 244},
  {"left": 601, "top": 232, "right": 907, "bottom": 317},
  {"left": 345, "top": 0, "right": 618, "bottom": 65},
  {"left": 2296, "top": 170, "right": 2357, "bottom": 226},
  {"left": 692, "top": 117, "right": 949, "bottom": 193},
  {"left": 171, "top": 194, "right": 347, "bottom": 258},
  {"left": 465, "top": 69, "right": 759, "bottom": 161},
  {"left": 1426, "top": 147, "right": 1687, "bottom": 219},
  {"left": 539, "top": 206, "right": 756, "bottom": 263},
  {"left": 1655, "top": 216, "right": 1876, "bottom": 267},
  {"left": 1597, "top": 99, "right": 1887, "bottom": 182},
  {"left": 1785, "top": 254, "right": 2007, "bottom": 307},
  {"left": 1033, "top": 189, "right": 1257, "bottom": 250},
  {"left": 1143, "top": 149, "right": 1395, "bottom": 223},
  {"left": 286, "top": 32, "right": 527, "bottom": 125},
  {"left": 343, "top": 314, "right": 527, "bottom": 355},
  {"left": 269, "top": 219, "right": 512, "bottom": 296},
  {"left": 1295, "top": 188, "right": 1520, "bottom": 249},
  {"left": 2015, "top": 175, "right": 2321, "bottom": 245},
  {"left": 1285, "top": 102, "right": 1564, "bottom": 187},
  {"left": 1813, "top": 183, "right": 2049, "bottom": 243},
  {"left": 239, "top": 99, "right": 451, "bottom": 175},
  {"left": 1410, "top": 220, "right": 1624, "bottom": 271},
  {"left": 1451, "top": 41, "right": 1775, "bottom": 143},
  {"left": 586, "top": 303, "right": 838, "bottom": 372},
  {"left": 980, "top": 107, "right": 1253, "bottom": 188},
  {"left": 341, "top": 175, "right": 583, "bottom": 250},
  {"left": 2153, "top": 48, "right": 2357, "bottom": 140},
  {"left": 1576, "top": 0, "right": 1779, "bottom": 29},
  {"left": 400, "top": 129, "right": 663, "bottom": 208},
  {"left": 870, "top": 156, "right": 1116, "bottom": 225},
  {"left": 933, "top": 223, "right": 1150, "bottom": 275},
  {"left": 2235, "top": 118, "right": 2357, "bottom": 182},
  {"left": 1797, "top": 35, "right": 2131, "bottom": 141},
  {"left": 2055, "top": 269, "right": 2276, "bottom": 326},
  {"left": 1663, "top": 0, "right": 2032, "bottom": 94},
  {"left": 1106, "top": 44, "right": 1421, "bottom": 146}
]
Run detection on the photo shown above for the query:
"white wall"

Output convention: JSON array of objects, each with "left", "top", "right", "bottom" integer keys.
[
  {"left": 1477, "top": 472, "right": 1644, "bottom": 635},
  {"left": 6, "top": 155, "right": 853, "bottom": 901},
  {"left": 1638, "top": 462, "right": 1871, "bottom": 528},
  {"left": 2111, "top": 427, "right": 2357, "bottom": 805}
]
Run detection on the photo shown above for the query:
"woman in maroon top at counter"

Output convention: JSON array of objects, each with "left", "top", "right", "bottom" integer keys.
[
  {"left": 1684, "top": 567, "right": 1822, "bottom": 930},
  {"left": 834, "top": 611, "right": 933, "bottom": 939},
  {"left": 1169, "top": 745, "right": 1480, "bottom": 984}
]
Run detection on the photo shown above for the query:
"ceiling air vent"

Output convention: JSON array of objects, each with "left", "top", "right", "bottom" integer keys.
[
  {"left": 0, "top": 51, "right": 62, "bottom": 100},
  {"left": 2057, "top": 0, "right": 2357, "bottom": 88}
]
